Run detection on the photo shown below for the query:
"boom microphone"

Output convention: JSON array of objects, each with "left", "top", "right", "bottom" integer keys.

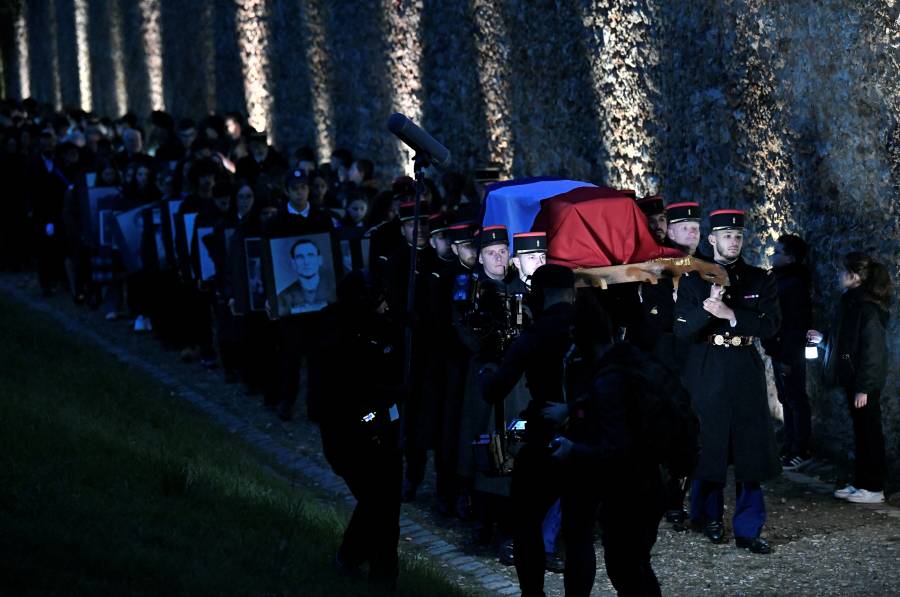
[{"left": 387, "top": 113, "right": 451, "bottom": 167}]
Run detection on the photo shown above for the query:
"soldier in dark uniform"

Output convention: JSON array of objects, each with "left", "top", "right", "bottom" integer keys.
[
  {"left": 674, "top": 209, "right": 781, "bottom": 554},
  {"left": 636, "top": 194, "right": 667, "bottom": 243},
  {"left": 319, "top": 271, "right": 403, "bottom": 590},
  {"left": 262, "top": 169, "right": 334, "bottom": 421},
  {"left": 637, "top": 200, "right": 702, "bottom": 526},
  {"left": 425, "top": 214, "right": 466, "bottom": 514},
  {"left": 382, "top": 200, "right": 438, "bottom": 502},
  {"left": 480, "top": 264, "right": 576, "bottom": 597},
  {"left": 509, "top": 232, "right": 547, "bottom": 293}
]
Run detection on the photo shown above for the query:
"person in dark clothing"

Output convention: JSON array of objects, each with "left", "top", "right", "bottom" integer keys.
[
  {"left": 809, "top": 251, "right": 892, "bottom": 504},
  {"left": 382, "top": 200, "right": 438, "bottom": 502},
  {"left": 262, "top": 169, "right": 334, "bottom": 421},
  {"left": 674, "top": 209, "right": 781, "bottom": 555},
  {"left": 636, "top": 200, "right": 702, "bottom": 527},
  {"left": 762, "top": 234, "right": 813, "bottom": 469},
  {"left": 319, "top": 271, "right": 403, "bottom": 591},
  {"left": 27, "top": 128, "right": 70, "bottom": 296},
  {"left": 550, "top": 333, "right": 669, "bottom": 597},
  {"left": 480, "top": 264, "right": 576, "bottom": 597}
]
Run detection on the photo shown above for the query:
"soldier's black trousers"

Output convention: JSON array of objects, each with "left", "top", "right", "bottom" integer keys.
[{"left": 511, "top": 443, "right": 562, "bottom": 597}]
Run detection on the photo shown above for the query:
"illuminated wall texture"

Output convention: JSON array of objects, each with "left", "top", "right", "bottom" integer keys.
[{"left": 3, "top": 0, "right": 899, "bottom": 467}]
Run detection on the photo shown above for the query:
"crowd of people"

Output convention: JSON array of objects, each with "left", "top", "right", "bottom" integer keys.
[{"left": 0, "top": 96, "right": 892, "bottom": 596}]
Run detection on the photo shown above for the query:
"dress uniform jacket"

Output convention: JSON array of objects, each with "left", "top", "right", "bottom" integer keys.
[{"left": 674, "top": 258, "right": 782, "bottom": 483}]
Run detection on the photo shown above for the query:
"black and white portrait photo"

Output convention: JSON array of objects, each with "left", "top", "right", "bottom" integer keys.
[
  {"left": 115, "top": 206, "right": 149, "bottom": 272},
  {"left": 266, "top": 233, "right": 336, "bottom": 317}
]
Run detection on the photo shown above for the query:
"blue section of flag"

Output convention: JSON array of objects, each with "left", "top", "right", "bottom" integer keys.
[{"left": 481, "top": 178, "right": 596, "bottom": 247}]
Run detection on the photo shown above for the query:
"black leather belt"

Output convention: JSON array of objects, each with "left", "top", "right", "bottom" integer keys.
[{"left": 707, "top": 334, "right": 755, "bottom": 347}]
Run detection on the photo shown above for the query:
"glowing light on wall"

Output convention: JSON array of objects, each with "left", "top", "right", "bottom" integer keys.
[
  {"left": 14, "top": 11, "right": 30, "bottom": 99},
  {"left": 302, "top": 0, "right": 334, "bottom": 163},
  {"left": 470, "top": 1, "right": 514, "bottom": 178},
  {"left": 581, "top": 2, "right": 659, "bottom": 196},
  {"left": 383, "top": 0, "right": 424, "bottom": 176},
  {"left": 74, "top": 0, "right": 93, "bottom": 111},
  {"left": 48, "top": 0, "right": 63, "bottom": 110},
  {"left": 108, "top": 0, "right": 129, "bottom": 116},
  {"left": 236, "top": 0, "right": 274, "bottom": 141},
  {"left": 202, "top": 3, "right": 217, "bottom": 114},
  {"left": 139, "top": 0, "right": 165, "bottom": 110}
]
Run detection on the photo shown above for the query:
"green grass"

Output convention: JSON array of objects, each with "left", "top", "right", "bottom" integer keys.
[{"left": 0, "top": 295, "right": 472, "bottom": 596}]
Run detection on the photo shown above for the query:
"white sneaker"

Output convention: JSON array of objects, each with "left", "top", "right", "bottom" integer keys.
[
  {"left": 846, "top": 489, "right": 885, "bottom": 504},
  {"left": 834, "top": 485, "right": 858, "bottom": 499},
  {"left": 133, "top": 316, "right": 145, "bottom": 332},
  {"left": 143, "top": 318, "right": 153, "bottom": 332},
  {"left": 105, "top": 311, "right": 118, "bottom": 321}
]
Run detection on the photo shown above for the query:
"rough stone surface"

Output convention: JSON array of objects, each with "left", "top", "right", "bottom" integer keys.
[{"left": 3, "top": 0, "right": 897, "bottom": 480}]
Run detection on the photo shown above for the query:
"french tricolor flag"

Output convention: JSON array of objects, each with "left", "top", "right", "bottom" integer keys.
[{"left": 482, "top": 177, "right": 683, "bottom": 268}]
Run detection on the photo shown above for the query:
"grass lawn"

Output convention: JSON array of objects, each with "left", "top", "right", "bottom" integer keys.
[{"left": 0, "top": 295, "right": 472, "bottom": 596}]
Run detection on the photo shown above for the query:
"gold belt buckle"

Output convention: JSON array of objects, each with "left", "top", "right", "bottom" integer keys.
[
  {"left": 731, "top": 336, "right": 742, "bottom": 347},
  {"left": 713, "top": 334, "right": 726, "bottom": 346}
]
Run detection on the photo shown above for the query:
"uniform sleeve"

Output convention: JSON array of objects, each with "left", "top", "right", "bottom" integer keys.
[
  {"left": 854, "top": 304, "right": 887, "bottom": 395},
  {"left": 731, "top": 270, "right": 781, "bottom": 339},
  {"left": 480, "top": 330, "right": 534, "bottom": 404},
  {"left": 673, "top": 274, "right": 713, "bottom": 340}
]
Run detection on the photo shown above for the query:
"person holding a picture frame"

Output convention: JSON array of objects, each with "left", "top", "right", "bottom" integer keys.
[{"left": 262, "top": 169, "right": 334, "bottom": 422}]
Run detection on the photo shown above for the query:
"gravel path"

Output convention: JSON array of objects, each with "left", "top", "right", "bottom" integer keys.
[{"left": 4, "top": 272, "right": 898, "bottom": 597}]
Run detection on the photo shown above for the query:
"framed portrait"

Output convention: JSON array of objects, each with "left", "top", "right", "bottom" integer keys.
[
  {"left": 114, "top": 205, "right": 149, "bottom": 273},
  {"left": 141, "top": 205, "right": 171, "bottom": 271},
  {"left": 197, "top": 226, "right": 217, "bottom": 281},
  {"left": 82, "top": 186, "right": 121, "bottom": 246},
  {"left": 159, "top": 199, "right": 183, "bottom": 269},
  {"left": 263, "top": 233, "right": 337, "bottom": 318},
  {"left": 98, "top": 209, "right": 118, "bottom": 248},
  {"left": 232, "top": 237, "right": 267, "bottom": 314},
  {"left": 338, "top": 237, "right": 370, "bottom": 277},
  {"left": 173, "top": 211, "right": 198, "bottom": 278}
]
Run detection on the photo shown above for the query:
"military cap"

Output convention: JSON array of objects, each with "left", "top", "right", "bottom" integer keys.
[
  {"left": 476, "top": 225, "right": 508, "bottom": 249},
  {"left": 398, "top": 200, "right": 430, "bottom": 221},
  {"left": 474, "top": 164, "right": 502, "bottom": 184},
  {"left": 446, "top": 221, "right": 478, "bottom": 245},
  {"left": 709, "top": 209, "right": 746, "bottom": 231},
  {"left": 636, "top": 195, "right": 665, "bottom": 216},
  {"left": 513, "top": 232, "right": 547, "bottom": 255},
  {"left": 531, "top": 264, "right": 575, "bottom": 291},
  {"left": 428, "top": 213, "right": 452, "bottom": 236},
  {"left": 666, "top": 201, "right": 701, "bottom": 223}
]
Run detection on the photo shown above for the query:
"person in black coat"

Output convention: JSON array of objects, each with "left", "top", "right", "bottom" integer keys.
[
  {"left": 480, "top": 264, "right": 576, "bottom": 597},
  {"left": 319, "top": 271, "right": 403, "bottom": 590},
  {"left": 761, "top": 234, "right": 813, "bottom": 468},
  {"left": 381, "top": 201, "right": 439, "bottom": 502},
  {"left": 551, "top": 337, "right": 668, "bottom": 597},
  {"left": 808, "top": 251, "right": 892, "bottom": 504},
  {"left": 636, "top": 201, "right": 703, "bottom": 526},
  {"left": 674, "top": 209, "right": 781, "bottom": 554},
  {"left": 262, "top": 169, "right": 334, "bottom": 421}
]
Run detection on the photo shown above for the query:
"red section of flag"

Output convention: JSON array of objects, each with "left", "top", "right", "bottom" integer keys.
[{"left": 532, "top": 187, "right": 684, "bottom": 267}]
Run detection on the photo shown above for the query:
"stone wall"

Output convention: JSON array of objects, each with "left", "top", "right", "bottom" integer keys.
[{"left": 4, "top": 0, "right": 898, "bottom": 482}]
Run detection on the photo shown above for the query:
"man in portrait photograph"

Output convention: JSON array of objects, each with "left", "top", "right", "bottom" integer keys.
[{"left": 277, "top": 238, "right": 330, "bottom": 316}]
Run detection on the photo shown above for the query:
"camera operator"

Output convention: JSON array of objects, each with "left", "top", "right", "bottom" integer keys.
[{"left": 479, "top": 264, "right": 576, "bottom": 597}]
